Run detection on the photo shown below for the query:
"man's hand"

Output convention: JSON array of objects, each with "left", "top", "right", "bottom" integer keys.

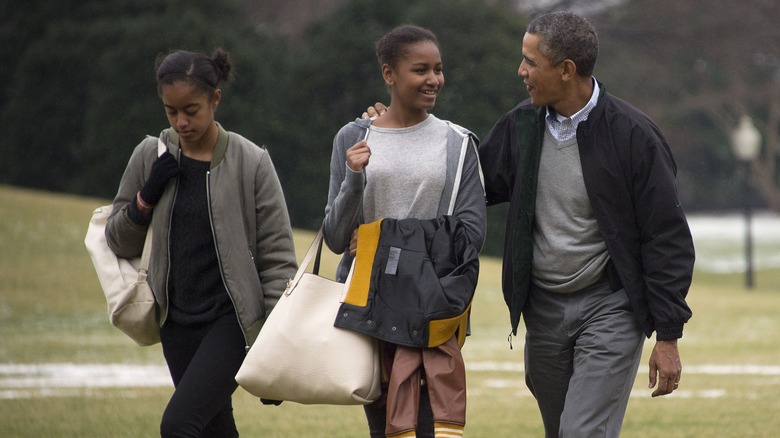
[
  {"left": 361, "top": 102, "right": 388, "bottom": 120},
  {"left": 648, "top": 339, "right": 682, "bottom": 397}
]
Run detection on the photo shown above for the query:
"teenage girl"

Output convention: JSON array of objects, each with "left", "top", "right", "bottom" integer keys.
[
  {"left": 106, "top": 49, "right": 297, "bottom": 437},
  {"left": 323, "top": 25, "right": 486, "bottom": 438}
]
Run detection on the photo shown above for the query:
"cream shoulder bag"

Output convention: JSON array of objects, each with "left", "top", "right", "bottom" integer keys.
[
  {"left": 235, "top": 228, "right": 381, "bottom": 405},
  {"left": 83, "top": 138, "right": 165, "bottom": 346}
]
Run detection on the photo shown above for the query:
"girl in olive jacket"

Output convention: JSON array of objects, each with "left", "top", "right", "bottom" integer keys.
[{"left": 106, "top": 49, "right": 297, "bottom": 437}]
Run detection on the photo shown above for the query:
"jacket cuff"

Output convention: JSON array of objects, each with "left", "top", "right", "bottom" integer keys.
[
  {"left": 344, "top": 162, "right": 365, "bottom": 189},
  {"left": 126, "top": 201, "right": 152, "bottom": 226},
  {"left": 655, "top": 323, "right": 684, "bottom": 341}
]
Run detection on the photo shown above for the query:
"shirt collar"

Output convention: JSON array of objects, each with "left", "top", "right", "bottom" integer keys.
[{"left": 546, "top": 77, "right": 600, "bottom": 127}]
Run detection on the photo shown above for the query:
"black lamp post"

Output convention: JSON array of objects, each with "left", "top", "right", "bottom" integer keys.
[{"left": 730, "top": 115, "right": 762, "bottom": 289}]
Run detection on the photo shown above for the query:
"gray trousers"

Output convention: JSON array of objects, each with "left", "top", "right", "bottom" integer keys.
[{"left": 523, "top": 280, "right": 645, "bottom": 438}]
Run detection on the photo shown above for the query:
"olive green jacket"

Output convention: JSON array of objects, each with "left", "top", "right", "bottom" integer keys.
[{"left": 106, "top": 125, "right": 297, "bottom": 347}]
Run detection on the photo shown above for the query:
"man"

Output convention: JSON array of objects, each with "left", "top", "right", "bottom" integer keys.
[{"left": 477, "top": 11, "right": 694, "bottom": 437}]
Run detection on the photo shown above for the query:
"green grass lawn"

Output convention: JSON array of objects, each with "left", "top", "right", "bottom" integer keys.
[{"left": 1, "top": 185, "right": 779, "bottom": 437}]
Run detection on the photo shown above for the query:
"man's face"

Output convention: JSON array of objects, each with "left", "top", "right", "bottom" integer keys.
[{"left": 517, "top": 32, "right": 565, "bottom": 108}]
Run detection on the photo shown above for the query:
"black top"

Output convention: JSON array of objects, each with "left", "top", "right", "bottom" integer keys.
[{"left": 168, "top": 154, "right": 232, "bottom": 324}]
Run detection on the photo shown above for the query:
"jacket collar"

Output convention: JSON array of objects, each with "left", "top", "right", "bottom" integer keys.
[
  {"left": 162, "top": 123, "right": 228, "bottom": 169},
  {"left": 573, "top": 81, "right": 607, "bottom": 137}
]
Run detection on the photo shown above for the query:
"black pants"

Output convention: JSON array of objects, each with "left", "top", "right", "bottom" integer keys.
[{"left": 160, "top": 313, "right": 245, "bottom": 438}]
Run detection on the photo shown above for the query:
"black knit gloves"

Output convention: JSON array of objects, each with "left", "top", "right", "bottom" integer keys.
[{"left": 139, "top": 151, "right": 180, "bottom": 206}]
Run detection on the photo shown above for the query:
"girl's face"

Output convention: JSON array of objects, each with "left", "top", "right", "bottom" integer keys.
[
  {"left": 383, "top": 41, "right": 444, "bottom": 114},
  {"left": 160, "top": 81, "right": 220, "bottom": 149}
]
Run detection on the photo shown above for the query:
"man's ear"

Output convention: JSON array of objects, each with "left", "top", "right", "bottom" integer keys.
[{"left": 560, "top": 59, "right": 577, "bottom": 80}]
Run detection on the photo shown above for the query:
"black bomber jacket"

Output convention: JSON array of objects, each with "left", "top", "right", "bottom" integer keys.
[
  {"left": 478, "top": 82, "right": 694, "bottom": 340},
  {"left": 335, "top": 216, "right": 479, "bottom": 348}
]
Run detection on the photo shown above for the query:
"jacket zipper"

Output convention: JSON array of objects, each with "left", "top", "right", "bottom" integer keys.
[
  {"left": 206, "top": 170, "right": 250, "bottom": 349},
  {"left": 160, "top": 149, "right": 179, "bottom": 328}
]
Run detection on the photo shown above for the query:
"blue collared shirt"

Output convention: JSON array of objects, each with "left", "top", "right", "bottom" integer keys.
[{"left": 545, "top": 77, "right": 600, "bottom": 142}]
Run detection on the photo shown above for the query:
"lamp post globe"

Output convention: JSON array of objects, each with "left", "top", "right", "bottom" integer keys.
[{"left": 730, "top": 115, "right": 762, "bottom": 162}]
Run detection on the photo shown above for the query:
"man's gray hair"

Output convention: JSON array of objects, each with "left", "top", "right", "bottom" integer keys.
[{"left": 527, "top": 11, "right": 598, "bottom": 77}]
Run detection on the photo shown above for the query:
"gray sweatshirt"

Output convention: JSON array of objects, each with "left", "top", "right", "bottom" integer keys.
[{"left": 323, "top": 116, "right": 486, "bottom": 262}]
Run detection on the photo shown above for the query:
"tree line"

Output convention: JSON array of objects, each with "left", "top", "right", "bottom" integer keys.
[{"left": 2, "top": 0, "right": 778, "bottom": 257}]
